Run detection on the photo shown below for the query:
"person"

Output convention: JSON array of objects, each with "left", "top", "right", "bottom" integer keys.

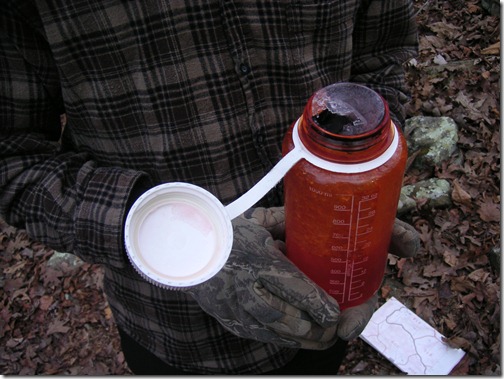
[{"left": 0, "top": 0, "right": 419, "bottom": 375}]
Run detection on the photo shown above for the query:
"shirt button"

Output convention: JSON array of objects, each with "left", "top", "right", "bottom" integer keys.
[{"left": 239, "top": 63, "right": 251, "bottom": 74}]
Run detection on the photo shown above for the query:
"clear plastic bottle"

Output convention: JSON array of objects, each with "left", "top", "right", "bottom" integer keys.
[{"left": 282, "top": 83, "right": 408, "bottom": 310}]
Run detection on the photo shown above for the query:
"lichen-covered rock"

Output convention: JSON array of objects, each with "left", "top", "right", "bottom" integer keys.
[
  {"left": 405, "top": 116, "right": 459, "bottom": 169},
  {"left": 47, "top": 251, "right": 84, "bottom": 269},
  {"left": 398, "top": 191, "right": 417, "bottom": 215},
  {"left": 398, "top": 178, "right": 452, "bottom": 214}
]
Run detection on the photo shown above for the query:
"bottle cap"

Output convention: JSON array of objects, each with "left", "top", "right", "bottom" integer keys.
[
  {"left": 311, "top": 82, "right": 386, "bottom": 136},
  {"left": 124, "top": 183, "right": 233, "bottom": 289},
  {"left": 301, "top": 82, "right": 393, "bottom": 162}
]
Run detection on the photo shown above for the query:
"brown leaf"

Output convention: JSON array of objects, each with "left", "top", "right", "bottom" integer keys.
[
  {"left": 6, "top": 337, "right": 24, "bottom": 348},
  {"left": 47, "top": 319, "right": 71, "bottom": 335},
  {"left": 481, "top": 41, "right": 500, "bottom": 55},
  {"left": 416, "top": 222, "right": 432, "bottom": 245},
  {"left": 460, "top": 292, "right": 477, "bottom": 306},
  {"left": 455, "top": 91, "right": 487, "bottom": 122},
  {"left": 420, "top": 35, "right": 444, "bottom": 50},
  {"left": 467, "top": 268, "right": 489, "bottom": 282},
  {"left": 442, "top": 336, "right": 477, "bottom": 356},
  {"left": 104, "top": 306, "right": 114, "bottom": 320},
  {"left": 477, "top": 200, "right": 500, "bottom": 222},
  {"left": 444, "top": 316, "right": 458, "bottom": 331},
  {"left": 443, "top": 249, "right": 459, "bottom": 267},
  {"left": 450, "top": 276, "right": 475, "bottom": 293},
  {"left": 428, "top": 21, "right": 462, "bottom": 40},
  {"left": 42, "top": 267, "right": 64, "bottom": 287},
  {"left": 3, "top": 278, "right": 24, "bottom": 293},
  {"left": 3, "top": 260, "right": 27, "bottom": 274},
  {"left": 380, "top": 285, "right": 392, "bottom": 299},
  {"left": 451, "top": 180, "right": 472, "bottom": 205},
  {"left": 39, "top": 295, "right": 54, "bottom": 311},
  {"left": 467, "top": 3, "right": 481, "bottom": 13},
  {"left": 413, "top": 294, "right": 437, "bottom": 309}
]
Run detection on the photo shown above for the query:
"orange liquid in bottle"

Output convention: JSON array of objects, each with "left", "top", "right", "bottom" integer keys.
[{"left": 282, "top": 83, "right": 407, "bottom": 310}]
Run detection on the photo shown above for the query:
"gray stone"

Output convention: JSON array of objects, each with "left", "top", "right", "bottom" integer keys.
[
  {"left": 398, "top": 191, "right": 417, "bottom": 214},
  {"left": 46, "top": 251, "right": 84, "bottom": 269},
  {"left": 398, "top": 178, "right": 452, "bottom": 214},
  {"left": 405, "top": 116, "right": 459, "bottom": 169}
]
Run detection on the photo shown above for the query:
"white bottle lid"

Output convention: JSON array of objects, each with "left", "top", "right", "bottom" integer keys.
[{"left": 124, "top": 182, "right": 233, "bottom": 289}]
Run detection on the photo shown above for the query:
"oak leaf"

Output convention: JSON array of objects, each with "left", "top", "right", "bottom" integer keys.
[{"left": 47, "top": 319, "right": 71, "bottom": 335}]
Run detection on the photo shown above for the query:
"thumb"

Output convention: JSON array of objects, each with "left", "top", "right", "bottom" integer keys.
[
  {"left": 337, "top": 294, "right": 377, "bottom": 341},
  {"left": 257, "top": 268, "right": 341, "bottom": 328},
  {"left": 389, "top": 218, "right": 420, "bottom": 258},
  {"left": 242, "top": 207, "right": 285, "bottom": 240}
]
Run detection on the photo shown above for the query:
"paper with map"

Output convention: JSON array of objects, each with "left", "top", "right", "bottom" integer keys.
[{"left": 360, "top": 297, "right": 466, "bottom": 375}]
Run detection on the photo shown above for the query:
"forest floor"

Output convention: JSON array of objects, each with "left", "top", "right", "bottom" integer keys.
[
  {"left": 0, "top": 0, "right": 500, "bottom": 375},
  {"left": 341, "top": 0, "right": 501, "bottom": 375}
]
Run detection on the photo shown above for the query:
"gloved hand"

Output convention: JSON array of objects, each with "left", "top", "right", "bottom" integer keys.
[
  {"left": 241, "top": 207, "right": 421, "bottom": 342},
  {"left": 188, "top": 207, "right": 420, "bottom": 347},
  {"left": 388, "top": 218, "right": 420, "bottom": 258},
  {"left": 187, "top": 213, "right": 341, "bottom": 350}
]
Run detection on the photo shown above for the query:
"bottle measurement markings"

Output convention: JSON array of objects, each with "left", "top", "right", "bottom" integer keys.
[{"left": 328, "top": 193, "right": 379, "bottom": 303}]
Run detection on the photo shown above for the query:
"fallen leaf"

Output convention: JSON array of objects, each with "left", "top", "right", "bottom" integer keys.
[
  {"left": 452, "top": 180, "right": 472, "bottom": 205},
  {"left": 481, "top": 41, "right": 500, "bottom": 55},
  {"left": 477, "top": 200, "right": 500, "bottom": 222},
  {"left": 467, "top": 268, "right": 489, "bottom": 282},
  {"left": 39, "top": 295, "right": 54, "bottom": 311},
  {"left": 3, "top": 278, "right": 24, "bottom": 293},
  {"left": 450, "top": 276, "right": 475, "bottom": 293},
  {"left": 467, "top": 3, "right": 481, "bottom": 13},
  {"left": 444, "top": 316, "right": 458, "bottom": 330},
  {"left": 47, "top": 319, "right": 71, "bottom": 335},
  {"left": 461, "top": 292, "right": 477, "bottom": 306},
  {"left": 443, "top": 249, "right": 460, "bottom": 267},
  {"left": 6, "top": 337, "right": 24, "bottom": 348},
  {"left": 104, "top": 306, "right": 114, "bottom": 320},
  {"left": 42, "top": 267, "right": 64, "bottom": 287},
  {"left": 3, "top": 260, "right": 27, "bottom": 274},
  {"left": 428, "top": 21, "right": 462, "bottom": 39},
  {"left": 442, "top": 336, "right": 477, "bottom": 355}
]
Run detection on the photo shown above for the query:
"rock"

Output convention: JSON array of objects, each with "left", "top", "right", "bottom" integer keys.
[
  {"left": 47, "top": 251, "right": 84, "bottom": 269},
  {"left": 398, "top": 191, "right": 417, "bottom": 214},
  {"left": 405, "top": 116, "right": 459, "bottom": 169},
  {"left": 398, "top": 178, "right": 452, "bottom": 214}
]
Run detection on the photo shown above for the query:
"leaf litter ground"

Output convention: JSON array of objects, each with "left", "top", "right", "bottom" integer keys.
[{"left": 0, "top": 0, "right": 500, "bottom": 375}]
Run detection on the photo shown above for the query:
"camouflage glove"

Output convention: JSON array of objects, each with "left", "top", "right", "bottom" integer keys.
[
  {"left": 244, "top": 207, "right": 421, "bottom": 342},
  {"left": 187, "top": 214, "right": 341, "bottom": 350},
  {"left": 243, "top": 207, "right": 286, "bottom": 242},
  {"left": 388, "top": 218, "right": 420, "bottom": 258}
]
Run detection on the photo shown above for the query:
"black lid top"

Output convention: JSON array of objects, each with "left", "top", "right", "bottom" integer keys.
[{"left": 311, "top": 83, "right": 385, "bottom": 136}]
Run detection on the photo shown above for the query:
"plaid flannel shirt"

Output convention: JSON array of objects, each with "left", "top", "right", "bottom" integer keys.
[{"left": 0, "top": 0, "right": 417, "bottom": 374}]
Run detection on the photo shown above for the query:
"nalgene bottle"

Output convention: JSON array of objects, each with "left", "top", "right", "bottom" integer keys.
[{"left": 282, "top": 82, "right": 408, "bottom": 310}]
